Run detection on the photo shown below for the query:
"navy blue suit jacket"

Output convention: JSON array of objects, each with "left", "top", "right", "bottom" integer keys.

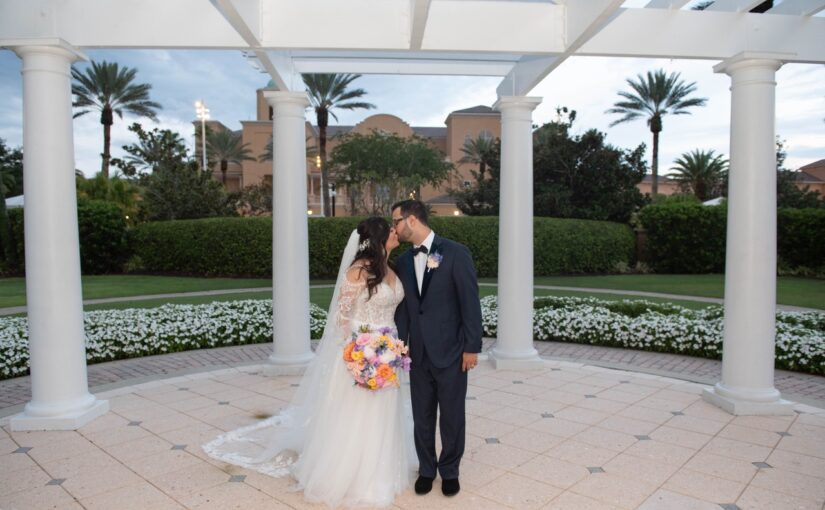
[{"left": 394, "top": 235, "right": 482, "bottom": 369}]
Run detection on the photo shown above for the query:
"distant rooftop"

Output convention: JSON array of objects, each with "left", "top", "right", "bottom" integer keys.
[{"left": 450, "top": 105, "right": 498, "bottom": 115}]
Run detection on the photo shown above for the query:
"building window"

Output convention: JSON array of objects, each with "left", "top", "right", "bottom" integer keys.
[
  {"left": 463, "top": 180, "right": 471, "bottom": 189},
  {"left": 268, "top": 107, "right": 273, "bottom": 120},
  {"left": 464, "top": 133, "right": 472, "bottom": 145},
  {"left": 479, "top": 129, "right": 493, "bottom": 141}
]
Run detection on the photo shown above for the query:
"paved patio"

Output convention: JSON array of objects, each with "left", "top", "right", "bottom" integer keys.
[{"left": 2, "top": 357, "right": 824, "bottom": 510}]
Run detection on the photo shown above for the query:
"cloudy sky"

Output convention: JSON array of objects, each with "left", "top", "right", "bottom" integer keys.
[{"left": 0, "top": 46, "right": 823, "bottom": 177}]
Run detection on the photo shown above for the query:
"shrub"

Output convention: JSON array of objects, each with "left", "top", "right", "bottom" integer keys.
[
  {"left": 640, "top": 203, "right": 825, "bottom": 274},
  {"left": 7, "top": 199, "right": 128, "bottom": 274},
  {"left": 131, "top": 216, "right": 634, "bottom": 278}
]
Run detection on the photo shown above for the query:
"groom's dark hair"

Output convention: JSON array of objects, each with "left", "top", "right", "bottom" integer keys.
[{"left": 391, "top": 199, "right": 429, "bottom": 226}]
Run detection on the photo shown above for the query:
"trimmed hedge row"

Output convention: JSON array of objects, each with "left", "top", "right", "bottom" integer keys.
[
  {"left": 130, "top": 216, "right": 635, "bottom": 278},
  {"left": 5, "top": 199, "right": 129, "bottom": 275},
  {"left": 640, "top": 204, "right": 825, "bottom": 273}
]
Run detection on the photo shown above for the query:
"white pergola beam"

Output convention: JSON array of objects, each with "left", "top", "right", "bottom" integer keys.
[
  {"left": 767, "top": 0, "right": 825, "bottom": 15},
  {"left": 497, "top": 0, "right": 624, "bottom": 97},
  {"left": 578, "top": 9, "right": 825, "bottom": 63},
  {"left": 292, "top": 57, "right": 513, "bottom": 76},
  {"left": 703, "top": 0, "right": 765, "bottom": 11},
  {"left": 409, "top": 0, "right": 432, "bottom": 51}
]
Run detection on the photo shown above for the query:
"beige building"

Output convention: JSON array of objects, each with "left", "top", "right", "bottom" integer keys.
[{"left": 201, "top": 88, "right": 501, "bottom": 216}]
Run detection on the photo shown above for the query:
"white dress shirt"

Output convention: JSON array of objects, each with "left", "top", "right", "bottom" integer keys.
[{"left": 414, "top": 230, "right": 435, "bottom": 293}]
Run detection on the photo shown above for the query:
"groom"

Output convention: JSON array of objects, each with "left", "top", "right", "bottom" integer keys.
[{"left": 392, "top": 199, "right": 482, "bottom": 497}]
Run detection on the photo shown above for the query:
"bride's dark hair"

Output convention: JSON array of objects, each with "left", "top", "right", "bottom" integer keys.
[{"left": 353, "top": 217, "right": 391, "bottom": 298}]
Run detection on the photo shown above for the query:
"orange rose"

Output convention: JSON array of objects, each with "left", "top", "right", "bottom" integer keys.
[
  {"left": 343, "top": 341, "right": 356, "bottom": 362},
  {"left": 377, "top": 364, "right": 394, "bottom": 380}
]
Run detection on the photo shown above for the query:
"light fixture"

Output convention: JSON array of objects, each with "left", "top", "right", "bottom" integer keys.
[
  {"left": 307, "top": 209, "right": 313, "bottom": 215},
  {"left": 453, "top": 210, "right": 460, "bottom": 216},
  {"left": 195, "top": 100, "right": 210, "bottom": 171}
]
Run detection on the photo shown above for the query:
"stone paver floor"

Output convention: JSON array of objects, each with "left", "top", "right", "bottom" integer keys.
[
  {"left": 3, "top": 340, "right": 825, "bottom": 413},
  {"left": 2, "top": 358, "right": 824, "bottom": 510}
]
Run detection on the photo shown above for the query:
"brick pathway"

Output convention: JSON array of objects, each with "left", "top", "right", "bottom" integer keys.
[{"left": 2, "top": 340, "right": 824, "bottom": 414}]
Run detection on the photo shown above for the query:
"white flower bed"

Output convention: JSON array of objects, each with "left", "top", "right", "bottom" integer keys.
[
  {"left": 1, "top": 296, "right": 823, "bottom": 379},
  {"left": 0, "top": 300, "right": 328, "bottom": 379},
  {"left": 481, "top": 295, "right": 825, "bottom": 375}
]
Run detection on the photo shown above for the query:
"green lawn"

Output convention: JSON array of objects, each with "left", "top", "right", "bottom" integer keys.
[{"left": 0, "top": 274, "right": 821, "bottom": 311}]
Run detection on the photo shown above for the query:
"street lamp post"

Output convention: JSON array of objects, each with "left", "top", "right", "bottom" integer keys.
[
  {"left": 195, "top": 100, "right": 210, "bottom": 171},
  {"left": 330, "top": 182, "right": 336, "bottom": 217}
]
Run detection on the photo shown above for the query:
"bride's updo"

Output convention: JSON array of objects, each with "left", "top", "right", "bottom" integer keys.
[{"left": 353, "top": 217, "right": 390, "bottom": 298}]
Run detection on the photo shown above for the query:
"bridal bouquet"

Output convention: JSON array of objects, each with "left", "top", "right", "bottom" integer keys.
[{"left": 343, "top": 325, "right": 411, "bottom": 391}]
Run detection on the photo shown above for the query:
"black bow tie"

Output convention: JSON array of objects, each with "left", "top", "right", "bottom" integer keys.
[{"left": 412, "top": 245, "right": 429, "bottom": 256}]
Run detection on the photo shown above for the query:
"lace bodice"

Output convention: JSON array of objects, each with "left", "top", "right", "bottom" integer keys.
[{"left": 335, "top": 272, "right": 404, "bottom": 332}]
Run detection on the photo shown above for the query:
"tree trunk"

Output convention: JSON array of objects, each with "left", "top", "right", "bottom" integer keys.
[
  {"left": 318, "top": 108, "right": 329, "bottom": 217},
  {"left": 101, "top": 105, "right": 113, "bottom": 179},
  {"left": 651, "top": 129, "right": 660, "bottom": 198},
  {"left": 221, "top": 160, "right": 228, "bottom": 185}
]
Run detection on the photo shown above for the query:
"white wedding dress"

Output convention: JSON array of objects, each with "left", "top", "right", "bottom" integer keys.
[{"left": 203, "top": 231, "right": 416, "bottom": 508}]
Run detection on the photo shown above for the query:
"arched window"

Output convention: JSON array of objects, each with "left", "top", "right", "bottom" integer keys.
[{"left": 479, "top": 129, "right": 493, "bottom": 141}]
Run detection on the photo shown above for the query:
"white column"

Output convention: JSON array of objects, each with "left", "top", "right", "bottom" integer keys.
[
  {"left": 489, "top": 96, "right": 544, "bottom": 370},
  {"left": 264, "top": 90, "right": 314, "bottom": 374},
  {"left": 10, "top": 43, "right": 109, "bottom": 431},
  {"left": 702, "top": 54, "right": 792, "bottom": 415}
]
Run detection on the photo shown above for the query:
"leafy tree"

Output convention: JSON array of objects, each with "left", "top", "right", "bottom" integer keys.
[
  {"left": 141, "top": 160, "right": 233, "bottom": 221},
  {"left": 76, "top": 173, "right": 142, "bottom": 224},
  {"left": 230, "top": 182, "right": 273, "bottom": 216},
  {"left": 533, "top": 117, "right": 647, "bottom": 222},
  {"left": 71, "top": 61, "right": 161, "bottom": 178},
  {"left": 451, "top": 111, "right": 647, "bottom": 222},
  {"left": 303, "top": 74, "right": 375, "bottom": 216},
  {"left": 670, "top": 149, "right": 728, "bottom": 201},
  {"left": 607, "top": 69, "right": 707, "bottom": 197},
  {"left": 111, "top": 123, "right": 189, "bottom": 176},
  {"left": 205, "top": 129, "right": 254, "bottom": 185},
  {"left": 775, "top": 138, "right": 824, "bottom": 208},
  {"left": 329, "top": 131, "right": 453, "bottom": 215}
]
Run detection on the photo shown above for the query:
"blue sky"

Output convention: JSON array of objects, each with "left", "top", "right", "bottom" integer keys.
[{"left": 1, "top": 48, "right": 823, "bottom": 177}]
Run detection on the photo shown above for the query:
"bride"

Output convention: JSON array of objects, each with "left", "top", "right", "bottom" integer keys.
[{"left": 204, "top": 217, "right": 416, "bottom": 508}]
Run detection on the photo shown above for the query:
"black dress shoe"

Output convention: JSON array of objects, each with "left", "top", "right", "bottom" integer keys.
[
  {"left": 442, "top": 478, "right": 460, "bottom": 497},
  {"left": 414, "top": 475, "right": 434, "bottom": 495}
]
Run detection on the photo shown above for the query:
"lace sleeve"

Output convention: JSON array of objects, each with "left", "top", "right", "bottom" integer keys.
[{"left": 335, "top": 273, "right": 364, "bottom": 332}]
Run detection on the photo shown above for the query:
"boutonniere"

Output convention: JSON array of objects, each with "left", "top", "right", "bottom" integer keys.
[{"left": 426, "top": 252, "right": 443, "bottom": 271}]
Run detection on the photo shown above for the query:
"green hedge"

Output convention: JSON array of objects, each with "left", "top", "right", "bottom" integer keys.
[
  {"left": 7, "top": 199, "right": 128, "bottom": 274},
  {"left": 130, "top": 216, "right": 635, "bottom": 278},
  {"left": 640, "top": 204, "right": 825, "bottom": 273}
]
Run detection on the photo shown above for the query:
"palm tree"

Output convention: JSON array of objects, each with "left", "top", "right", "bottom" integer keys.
[
  {"left": 71, "top": 60, "right": 161, "bottom": 178},
  {"left": 670, "top": 149, "right": 728, "bottom": 201},
  {"left": 459, "top": 135, "right": 496, "bottom": 181},
  {"left": 205, "top": 129, "right": 254, "bottom": 185},
  {"left": 606, "top": 69, "right": 707, "bottom": 197},
  {"left": 303, "top": 74, "right": 375, "bottom": 216}
]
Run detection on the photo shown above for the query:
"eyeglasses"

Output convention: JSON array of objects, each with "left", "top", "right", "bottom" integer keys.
[{"left": 392, "top": 217, "right": 406, "bottom": 227}]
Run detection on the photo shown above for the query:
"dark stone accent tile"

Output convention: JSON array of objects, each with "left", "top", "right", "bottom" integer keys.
[
  {"left": 171, "top": 444, "right": 187, "bottom": 450},
  {"left": 485, "top": 438, "right": 500, "bottom": 444},
  {"left": 752, "top": 462, "right": 772, "bottom": 469},
  {"left": 584, "top": 395, "right": 596, "bottom": 399},
  {"left": 218, "top": 401, "right": 230, "bottom": 405},
  {"left": 466, "top": 396, "right": 477, "bottom": 400},
  {"left": 541, "top": 413, "right": 554, "bottom": 418},
  {"left": 13, "top": 447, "right": 32, "bottom": 454},
  {"left": 46, "top": 479, "right": 65, "bottom": 486},
  {"left": 229, "top": 475, "right": 246, "bottom": 483},
  {"left": 513, "top": 381, "right": 523, "bottom": 385},
  {"left": 128, "top": 421, "right": 142, "bottom": 426},
  {"left": 587, "top": 467, "right": 605, "bottom": 474},
  {"left": 776, "top": 431, "right": 792, "bottom": 437},
  {"left": 635, "top": 435, "right": 651, "bottom": 441},
  {"left": 671, "top": 411, "right": 684, "bottom": 416},
  {"left": 719, "top": 504, "right": 741, "bottom": 510}
]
